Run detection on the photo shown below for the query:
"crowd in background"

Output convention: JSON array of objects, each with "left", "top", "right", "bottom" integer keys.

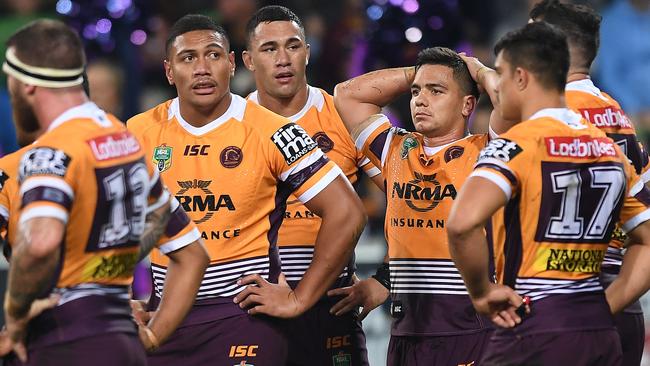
[{"left": 0, "top": 0, "right": 649, "bottom": 363}]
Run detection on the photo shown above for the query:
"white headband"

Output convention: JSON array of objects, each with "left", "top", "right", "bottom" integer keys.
[{"left": 2, "top": 47, "right": 84, "bottom": 88}]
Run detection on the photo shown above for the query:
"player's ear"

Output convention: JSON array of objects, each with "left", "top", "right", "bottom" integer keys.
[
  {"left": 305, "top": 43, "right": 310, "bottom": 66},
  {"left": 461, "top": 95, "right": 477, "bottom": 118},
  {"left": 163, "top": 59, "right": 174, "bottom": 85},
  {"left": 242, "top": 50, "right": 254, "bottom": 72},
  {"left": 514, "top": 67, "right": 528, "bottom": 91},
  {"left": 23, "top": 83, "right": 36, "bottom": 96},
  {"left": 229, "top": 51, "right": 236, "bottom": 77}
]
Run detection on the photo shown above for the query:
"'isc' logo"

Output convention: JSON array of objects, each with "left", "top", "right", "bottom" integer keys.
[
  {"left": 326, "top": 335, "right": 351, "bottom": 349},
  {"left": 184, "top": 144, "right": 210, "bottom": 156},
  {"left": 229, "top": 345, "right": 258, "bottom": 357}
]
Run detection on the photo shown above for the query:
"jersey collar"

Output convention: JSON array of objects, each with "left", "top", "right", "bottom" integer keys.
[
  {"left": 248, "top": 85, "right": 325, "bottom": 122},
  {"left": 529, "top": 108, "right": 586, "bottom": 129},
  {"left": 169, "top": 93, "right": 246, "bottom": 136},
  {"left": 48, "top": 102, "right": 110, "bottom": 132},
  {"left": 566, "top": 79, "right": 609, "bottom": 102}
]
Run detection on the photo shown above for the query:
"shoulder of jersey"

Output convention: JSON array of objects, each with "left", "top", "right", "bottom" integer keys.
[
  {"left": 126, "top": 99, "right": 174, "bottom": 134},
  {"left": 243, "top": 98, "right": 293, "bottom": 134},
  {"left": 0, "top": 145, "right": 31, "bottom": 173}
]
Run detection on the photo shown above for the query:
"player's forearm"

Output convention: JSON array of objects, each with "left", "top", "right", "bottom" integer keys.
[
  {"left": 605, "top": 243, "right": 650, "bottom": 314},
  {"left": 294, "top": 204, "right": 367, "bottom": 313},
  {"left": 447, "top": 225, "right": 492, "bottom": 299},
  {"left": 334, "top": 67, "right": 415, "bottom": 133},
  {"left": 5, "top": 231, "right": 60, "bottom": 318},
  {"left": 147, "top": 241, "right": 209, "bottom": 344},
  {"left": 137, "top": 200, "right": 171, "bottom": 262}
]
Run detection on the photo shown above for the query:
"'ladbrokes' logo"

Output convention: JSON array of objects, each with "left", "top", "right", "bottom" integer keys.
[
  {"left": 391, "top": 172, "right": 456, "bottom": 212},
  {"left": 176, "top": 179, "right": 235, "bottom": 224}
]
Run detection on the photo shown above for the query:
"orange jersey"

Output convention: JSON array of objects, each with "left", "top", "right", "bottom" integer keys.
[
  {"left": 249, "top": 85, "right": 378, "bottom": 287},
  {"left": 357, "top": 114, "right": 490, "bottom": 336},
  {"left": 566, "top": 79, "right": 650, "bottom": 269},
  {"left": 127, "top": 94, "right": 341, "bottom": 304},
  {"left": 14, "top": 102, "right": 172, "bottom": 346},
  {"left": 1, "top": 148, "right": 198, "bottom": 266},
  {"left": 474, "top": 108, "right": 650, "bottom": 332}
]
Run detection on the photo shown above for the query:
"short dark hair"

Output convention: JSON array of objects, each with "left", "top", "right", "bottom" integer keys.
[
  {"left": 415, "top": 47, "right": 479, "bottom": 99},
  {"left": 494, "top": 22, "right": 569, "bottom": 92},
  {"left": 529, "top": 0, "right": 601, "bottom": 69},
  {"left": 166, "top": 14, "right": 229, "bottom": 55},
  {"left": 245, "top": 5, "right": 305, "bottom": 49},
  {"left": 6, "top": 19, "right": 85, "bottom": 70}
]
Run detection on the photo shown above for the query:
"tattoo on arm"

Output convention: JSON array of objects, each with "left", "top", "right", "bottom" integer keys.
[
  {"left": 137, "top": 204, "right": 171, "bottom": 262},
  {"left": 6, "top": 236, "right": 60, "bottom": 318}
]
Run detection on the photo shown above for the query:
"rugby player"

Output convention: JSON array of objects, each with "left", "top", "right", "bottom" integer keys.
[
  {"left": 127, "top": 14, "right": 366, "bottom": 366},
  {"left": 530, "top": 2, "right": 649, "bottom": 363},
  {"left": 333, "top": 47, "right": 493, "bottom": 366},
  {"left": 0, "top": 19, "right": 207, "bottom": 365},
  {"left": 448, "top": 21, "right": 650, "bottom": 365},
  {"left": 242, "top": 6, "right": 382, "bottom": 365}
]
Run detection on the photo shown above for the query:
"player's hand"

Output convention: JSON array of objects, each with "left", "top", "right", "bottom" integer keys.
[
  {"left": 470, "top": 283, "right": 529, "bottom": 328},
  {"left": 327, "top": 277, "right": 389, "bottom": 320},
  {"left": 138, "top": 324, "right": 160, "bottom": 353},
  {"left": 233, "top": 273, "right": 303, "bottom": 318},
  {"left": 130, "top": 299, "right": 155, "bottom": 326},
  {"left": 3, "top": 294, "right": 60, "bottom": 361},
  {"left": 458, "top": 52, "right": 491, "bottom": 93}
]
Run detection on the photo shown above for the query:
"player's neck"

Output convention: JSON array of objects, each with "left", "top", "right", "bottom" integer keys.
[
  {"left": 520, "top": 90, "right": 565, "bottom": 121},
  {"left": 256, "top": 84, "right": 308, "bottom": 118},
  {"left": 179, "top": 93, "right": 232, "bottom": 127},
  {"left": 566, "top": 67, "right": 591, "bottom": 84},
  {"left": 422, "top": 125, "right": 466, "bottom": 148},
  {"left": 34, "top": 90, "right": 88, "bottom": 131}
]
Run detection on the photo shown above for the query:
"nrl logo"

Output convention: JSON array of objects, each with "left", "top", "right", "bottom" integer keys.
[
  {"left": 401, "top": 136, "right": 418, "bottom": 159},
  {"left": 153, "top": 144, "right": 172, "bottom": 172}
]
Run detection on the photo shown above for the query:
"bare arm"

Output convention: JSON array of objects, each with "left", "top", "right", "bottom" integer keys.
[
  {"left": 447, "top": 176, "right": 525, "bottom": 328},
  {"left": 141, "top": 240, "right": 209, "bottom": 350},
  {"left": 334, "top": 67, "right": 415, "bottom": 138},
  {"left": 235, "top": 175, "right": 367, "bottom": 317},
  {"left": 605, "top": 220, "right": 650, "bottom": 314},
  {"left": 4, "top": 217, "right": 64, "bottom": 361},
  {"left": 4, "top": 217, "right": 63, "bottom": 319},
  {"left": 137, "top": 198, "right": 172, "bottom": 262}
]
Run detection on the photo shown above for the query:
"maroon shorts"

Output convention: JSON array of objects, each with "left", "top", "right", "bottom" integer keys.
[
  {"left": 284, "top": 299, "right": 369, "bottom": 366},
  {"left": 4, "top": 332, "right": 145, "bottom": 366},
  {"left": 387, "top": 330, "right": 491, "bottom": 366},
  {"left": 147, "top": 313, "right": 287, "bottom": 366},
  {"left": 481, "top": 328, "right": 622, "bottom": 366},
  {"left": 614, "top": 312, "right": 644, "bottom": 366}
]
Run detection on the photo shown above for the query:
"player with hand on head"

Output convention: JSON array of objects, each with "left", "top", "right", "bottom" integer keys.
[
  {"left": 447, "top": 21, "right": 650, "bottom": 365},
  {"left": 127, "top": 14, "right": 366, "bottom": 366},
  {"left": 333, "top": 46, "right": 494, "bottom": 366}
]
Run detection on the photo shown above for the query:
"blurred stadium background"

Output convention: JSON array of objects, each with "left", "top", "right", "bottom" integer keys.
[{"left": 0, "top": 0, "right": 648, "bottom": 364}]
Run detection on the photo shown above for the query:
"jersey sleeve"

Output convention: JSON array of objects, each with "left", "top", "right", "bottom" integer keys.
[
  {"left": 637, "top": 140, "right": 650, "bottom": 184},
  {"left": 356, "top": 151, "right": 381, "bottom": 178},
  {"left": 17, "top": 146, "right": 78, "bottom": 225},
  {"left": 155, "top": 197, "right": 201, "bottom": 254},
  {"left": 145, "top": 163, "right": 171, "bottom": 214},
  {"left": 619, "top": 159, "right": 650, "bottom": 234},
  {"left": 0, "top": 169, "right": 9, "bottom": 229},
  {"left": 470, "top": 133, "right": 536, "bottom": 201},
  {"left": 268, "top": 122, "right": 343, "bottom": 203},
  {"left": 354, "top": 114, "right": 401, "bottom": 173}
]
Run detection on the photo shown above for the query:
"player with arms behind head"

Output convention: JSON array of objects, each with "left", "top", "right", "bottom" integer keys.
[
  {"left": 127, "top": 14, "right": 366, "bottom": 366},
  {"left": 448, "top": 22, "right": 650, "bottom": 365},
  {"left": 333, "top": 47, "right": 496, "bottom": 366},
  {"left": 243, "top": 6, "right": 381, "bottom": 365},
  {"left": 0, "top": 19, "right": 209, "bottom": 366}
]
